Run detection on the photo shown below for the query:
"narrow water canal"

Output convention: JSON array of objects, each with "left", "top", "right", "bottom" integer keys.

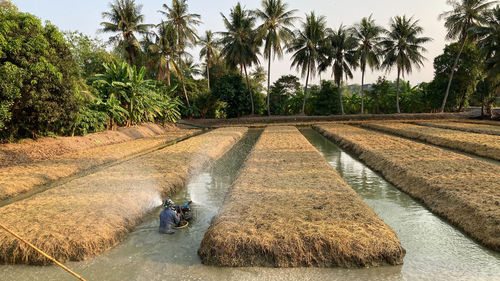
[{"left": 1, "top": 128, "right": 499, "bottom": 281}]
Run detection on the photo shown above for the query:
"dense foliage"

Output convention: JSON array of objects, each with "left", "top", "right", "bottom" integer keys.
[
  {"left": 0, "top": 6, "right": 81, "bottom": 140},
  {"left": 2, "top": 0, "right": 500, "bottom": 142}
]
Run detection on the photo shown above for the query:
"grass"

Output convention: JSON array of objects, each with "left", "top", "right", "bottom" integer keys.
[
  {"left": 361, "top": 122, "right": 500, "bottom": 161},
  {"left": 0, "top": 127, "right": 247, "bottom": 264},
  {"left": 198, "top": 126, "right": 405, "bottom": 267},
  {"left": 314, "top": 124, "right": 500, "bottom": 251},
  {"left": 412, "top": 121, "right": 500, "bottom": 136},
  {"left": 0, "top": 130, "right": 200, "bottom": 201}
]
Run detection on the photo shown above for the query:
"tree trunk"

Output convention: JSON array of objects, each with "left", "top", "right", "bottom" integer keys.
[
  {"left": 302, "top": 59, "right": 311, "bottom": 114},
  {"left": 243, "top": 64, "right": 254, "bottom": 115},
  {"left": 441, "top": 37, "right": 467, "bottom": 113},
  {"left": 207, "top": 59, "right": 210, "bottom": 90},
  {"left": 166, "top": 64, "right": 171, "bottom": 87},
  {"left": 360, "top": 69, "right": 365, "bottom": 114},
  {"left": 338, "top": 79, "right": 345, "bottom": 115},
  {"left": 207, "top": 53, "right": 211, "bottom": 90},
  {"left": 266, "top": 50, "right": 272, "bottom": 116},
  {"left": 396, "top": 67, "right": 401, "bottom": 114}
]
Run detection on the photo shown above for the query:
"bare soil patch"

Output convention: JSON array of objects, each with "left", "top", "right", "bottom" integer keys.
[
  {"left": 198, "top": 126, "right": 405, "bottom": 267},
  {"left": 314, "top": 124, "right": 500, "bottom": 251},
  {"left": 0, "top": 127, "right": 247, "bottom": 264},
  {"left": 185, "top": 113, "right": 465, "bottom": 128}
]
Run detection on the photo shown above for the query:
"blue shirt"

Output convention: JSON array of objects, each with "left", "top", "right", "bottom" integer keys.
[{"left": 159, "top": 208, "right": 180, "bottom": 233}]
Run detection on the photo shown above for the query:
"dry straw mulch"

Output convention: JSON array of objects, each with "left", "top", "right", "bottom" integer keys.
[
  {"left": 314, "top": 124, "right": 500, "bottom": 251},
  {"left": 412, "top": 121, "right": 500, "bottom": 136},
  {"left": 0, "top": 123, "right": 178, "bottom": 168},
  {"left": 198, "top": 126, "right": 405, "bottom": 267},
  {"left": 0, "top": 129, "right": 200, "bottom": 201},
  {"left": 362, "top": 122, "right": 500, "bottom": 161},
  {"left": 0, "top": 127, "right": 247, "bottom": 264}
]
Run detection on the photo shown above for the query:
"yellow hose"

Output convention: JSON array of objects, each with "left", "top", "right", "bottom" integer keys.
[{"left": 0, "top": 223, "right": 87, "bottom": 281}]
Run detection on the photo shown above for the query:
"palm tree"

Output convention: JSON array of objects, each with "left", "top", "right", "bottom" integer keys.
[
  {"left": 199, "top": 30, "right": 220, "bottom": 90},
  {"left": 351, "top": 15, "right": 384, "bottom": 114},
  {"left": 381, "top": 16, "right": 431, "bottom": 113},
  {"left": 220, "top": 2, "right": 261, "bottom": 115},
  {"left": 255, "top": 0, "right": 297, "bottom": 116},
  {"left": 473, "top": 6, "right": 500, "bottom": 117},
  {"left": 320, "top": 25, "right": 359, "bottom": 115},
  {"left": 101, "top": 0, "right": 151, "bottom": 65},
  {"left": 160, "top": 0, "right": 202, "bottom": 107},
  {"left": 145, "top": 21, "right": 179, "bottom": 85},
  {"left": 288, "top": 12, "right": 328, "bottom": 114},
  {"left": 439, "top": 0, "right": 497, "bottom": 112}
]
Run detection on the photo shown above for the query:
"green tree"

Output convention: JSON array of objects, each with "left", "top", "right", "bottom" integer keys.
[
  {"left": 255, "top": 0, "right": 297, "bottom": 116},
  {"left": 381, "top": 16, "right": 431, "bottom": 113},
  {"left": 288, "top": 12, "right": 328, "bottom": 114},
  {"left": 220, "top": 3, "right": 261, "bottom": 115},
  {"left": 145, "top": 21, "right": 179, "bottom": 85},
  {"left": 160, "top": 0, "right": 201, "bottom": 107},
  {"left": 310, "top": 80, "right": 341, "bottom": 115},
  {"left": 473, "top": 6, "right": 500, "bottom": 117},
  {"left": 428, "top": 43, "right": 483, "bottom": 111},
  {"left": 0, "top": 6, "right": 81, "bottom": 140},
  {"left": 269, "top": 74, "right": 301, "bottom": 114},
  {"left": 351, "top": 15, "right": 384, "bottom": 113},
  {"left": 211, "top": 74, "right": 252, "bottom": 117},
  {"left": 64, "top": 31, "right": 113, "bottom": 79},
  {"left": 100, "top": 0, "right": 151, "bottom": 65},
  {"left": 320, "top": 25, "right": 359, "bottom": 115},
  {"left": 199, "top": 30, "right": 220, "bottom": 90},
  {"left": 439, "top": 0, "right": 496, "bottom": 112}
]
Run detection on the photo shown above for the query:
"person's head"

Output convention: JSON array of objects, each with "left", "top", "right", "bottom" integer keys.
[{"left": 163, "top": 198, "right": 174, "bottom": 209}]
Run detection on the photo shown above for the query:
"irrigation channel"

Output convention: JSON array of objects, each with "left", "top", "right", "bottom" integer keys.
[{"left": 1, "top": 128, "right": 499, "bottom": 281}]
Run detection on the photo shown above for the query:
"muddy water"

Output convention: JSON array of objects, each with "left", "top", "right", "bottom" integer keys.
[{"left": 2, "top": 128, "right": 500, "bottom": 281}]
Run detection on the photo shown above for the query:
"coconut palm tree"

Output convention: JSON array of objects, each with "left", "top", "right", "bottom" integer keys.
[
  {"left": 381, "top": 16, "right": 431, "bottom": 113},
  {"left": 288, "top": 12, "right": 328, "bottom": 114},
  {"left": 475, "top": 6, "right": 500, "bottom": 76},
  {"left": 220, "top": 2, "right": 261, "bottom": 115},
  {"left": 101, "top": 0, "right": 151, "bottom": 65},
  {"left": 199, "top": 30, "right": 220, "bottom": 90},
  {"left": 439, "top": 0, "right": 497, "bottom": 112},
  {"left": 320, "top": 25, "right": 359, "bottom": 115},
  {"left": 351, "top": 15, "right": 384, "bottom": 114},
  {"left": 160, "top": 0, "right": 202, "bottom": 107},
  {"left": 255, "top": 0, "right": 298, "bottom": 116},
  {"left": 473, "top": 6, "right": 500, "bottom": 117},
  {"left": 145, "top": 21, "right": 179, "bottom": 85}
]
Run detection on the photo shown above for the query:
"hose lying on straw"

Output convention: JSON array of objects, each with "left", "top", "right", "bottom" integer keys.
[{"left": 0, "top": 223, "right": 87, "bottom": 281}]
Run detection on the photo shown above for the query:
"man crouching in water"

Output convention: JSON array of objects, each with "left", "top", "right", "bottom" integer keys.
[{"left": 159, "top": 198, "right": 181, "bottom": 234}]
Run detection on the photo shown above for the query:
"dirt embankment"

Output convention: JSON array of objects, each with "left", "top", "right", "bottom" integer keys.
[
  {"left": 0, "top": 123, "right": 177, "bottom": 168},
  {"left": 0, "top": 128, "right": 201, "bottom": 201},
  {"left": 198, "top": 126, "right": 405, "bottom": 267},
  {"left": 361, "top": 122, "right": 500, "bottom": 161},
  {"left": 0, "top": 127, "right": 247, "bottom": 265},
  {"left": 184, "top": 113, "right": 466, "bottom": 128},
  {"left": 314, "top": 124, "right": 500, "bottom": 251},
  {"left": 412, "top": 121, "right": 500, "bottom": 136}
]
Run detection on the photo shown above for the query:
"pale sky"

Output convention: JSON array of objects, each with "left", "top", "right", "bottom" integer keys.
[{"left": 13, "top": 0, "right": 450, "bottom": 85}]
